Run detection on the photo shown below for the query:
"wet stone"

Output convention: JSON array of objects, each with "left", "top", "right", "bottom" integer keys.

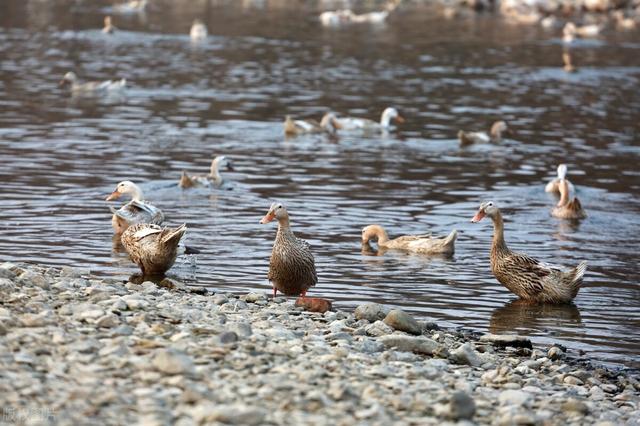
[
  {"left": 383, "top": 309, "right": 422, "bottom": 335},
  {"left": 354, "top": 303, "right": 389, "bottom": 322}
]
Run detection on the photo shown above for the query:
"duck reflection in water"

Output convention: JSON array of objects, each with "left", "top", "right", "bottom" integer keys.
[{"left": 490, "top": 299, "right": 582, "bottom": 334}]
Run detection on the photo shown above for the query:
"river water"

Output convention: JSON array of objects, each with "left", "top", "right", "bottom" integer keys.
[{"left": 1, "top": 0, "right": 639, "bottom": 368}]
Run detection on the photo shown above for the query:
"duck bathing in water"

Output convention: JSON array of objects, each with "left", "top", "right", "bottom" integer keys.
[
  {"left": 471, "top": 201, "right": 587, "bottom": 303},
  {"left": 179, "top": 155, "right": 234, "bottom": 188},
  {"left": 361, "top": 225, "right": 457, "bottom": 256},
  {"left": 121, "top": 223, "right": 187, "bottom": 276},
  {"left": 260, "top": 202, "right": 317, "bottom": 299}
]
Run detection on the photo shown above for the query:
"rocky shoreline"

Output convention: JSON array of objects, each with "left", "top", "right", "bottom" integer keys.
[{"left": 0, "top": 262, "right": 638, "bottom": 425}]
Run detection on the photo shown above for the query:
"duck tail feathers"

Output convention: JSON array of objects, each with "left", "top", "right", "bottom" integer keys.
[{"left": 162, "top": 224, "right": 187, "bottom": 245}]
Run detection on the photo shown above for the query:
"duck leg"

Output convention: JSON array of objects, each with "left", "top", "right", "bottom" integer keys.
[{"left": 272, "top": 287, "right": 277, "bottom": 299}]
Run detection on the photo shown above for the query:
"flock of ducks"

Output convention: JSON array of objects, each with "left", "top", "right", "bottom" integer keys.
[
  {"left": 75, "top": 1, "right": 601, "bottom": 305},
  {"left": 104, "top": 154, "right": 588, "bottom": 305}
]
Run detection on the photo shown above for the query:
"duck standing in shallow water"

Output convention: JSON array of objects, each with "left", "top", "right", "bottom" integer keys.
[
  {"left": 59, "top": 72, "right": 126, "bottom": 94},
  {"left": 334, "top": 107, "right": 404, "bottom": 132},
  {"left": 190, "top": 19, "right": 207, "bottom": 41},
  {"left": 361, "top": 225, "right": 457, "bottom": 256},
  {"left": 551, "top": 179, "right": 586, "bottom": 220},
  {"left": 179, "top": 155, "right": 234, "bottom": 189},
  {"left": 283, "top": 113, "right": 340, "bottom": 136},
  {"left": 106, "top": 181, "right": 164, "bottom": 235},
  {"left": 260, "top": 202, "right": 317, "bottom": 298},
  {"left": 102, "top": 16, "right": 116, "bottom": 34},
  {"left": 545, "top": 164, "right": 575, "bottom": 195},
  {"left": 471, "top": 201, "right": 587, "bottom": 303},
  {"left": 121, "top": 223, "right": 187, "bottom": 276},
  {"left": 458, "top": 121, "right": 512, "bottom": 145}
]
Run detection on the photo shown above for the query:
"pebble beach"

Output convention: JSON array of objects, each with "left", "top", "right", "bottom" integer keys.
[{"left": 1, "top": 262, "right": 638, "bottom": 425}]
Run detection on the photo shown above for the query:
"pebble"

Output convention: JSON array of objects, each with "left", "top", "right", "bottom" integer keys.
[
  {"left": 451, "top": 342, "right": 483, "bottom": 367},
  {"left": 354, "top": 302, "right": 389, "bottom": 322},
  {"left": 498, "top": 390, "right": 533, "bottom": 408},
  {"left": 378, "top": 335, "right": 441, "bottom": 355},
  {"left": 383, "top": 309, "right": 422, "bottom": 335},
  {"left": 548, "top": 346, "right": 564, "bottom": 360},
  {"left": 152, "top": 349, "right": 195, "bottom": 375},
  {"left": 480, "top": 333, "right": 532, "bottom": 349},
  {"left": 449, "top": 390, "right": 476, "bottom": 420}
]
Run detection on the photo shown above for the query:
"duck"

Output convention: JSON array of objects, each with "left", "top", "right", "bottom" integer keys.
[
  {"left": 361, "top": 225, "right": 457, "bottom": 255},
  {"left": 106, "top": 181, "right": 164, "bottom": 235},
  {"left": 551, "top": 179, "right": 586, "bottom": 220},
  {"left": 319, "top": 9, "right": 354, "bottom": 26},
  {"left": 59, "top": 72, "right": 126, "bottom": 94},
  {"left": 121, "top": 223, "right": 187, "bottom": 276},
  {"left": 113, "top": 0, "right": 148, "bottom": 14},
  {"left": 283, "top": 112, "right": 340, "bottom": 136},
  {"left": 350, "top": 1, "right": 399, "bottom": 24},
  {"left": 545, "top": 164, "right": 575, "bottom": 195},
  {"left": 179, "top": 155, "right": 234, "bottom": 189},
  {"left": 190, "top": 19, "right": 208, "bottom": 41},
  {"left": 458, "top": 121, "right": 512, "bottom": 145},
  {"left": 471, "top": 201, "right": 587, "bottom": 303},
  {"left": 334, "top": 107, "right": 404, "bottom": 131},
  {"left": 102, "top": 16, "right": 116, "bottom": 34},
  {"left": 260, "top": 202, "right": 317, "bottom": 298},
  {"left": 563, "top": 22, "right": 602, "bottom": 43},
  {"left": 612, "top": 11, "right": 637, "bottom": 30}
]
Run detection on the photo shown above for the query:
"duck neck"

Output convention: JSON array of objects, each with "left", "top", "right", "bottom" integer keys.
[
  {"left": 130, "top": 185, "right": 144, "bottom": 202},
  {"left": 490, "top": 211, "right": 508, "bottom": 256},
  {"left": 209, "top": 160, "right": 221, "bottom": 183},
  {"left": 276, "top": 217, "right": 294, "bottom": 240},
  {"left": 557, "top": 180, "right": 570, "bottom": 207},
  {"left": 380, "top": 111, "right": 392, "bottom": 128},
  {"left": 372, "top": 226, "right": 390, "bottom": 245}
]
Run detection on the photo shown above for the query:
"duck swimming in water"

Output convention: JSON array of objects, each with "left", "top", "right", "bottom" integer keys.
[
  {"left": 106, "top": 180, "right": 164, "bottom": 235},
  {"left": 361, "top": 224, "right": 457, "bottom": 256}
]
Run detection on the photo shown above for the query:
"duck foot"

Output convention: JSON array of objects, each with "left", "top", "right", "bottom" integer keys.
[{"left": 295, "top": 297, "right": 332, "bottom": 313}]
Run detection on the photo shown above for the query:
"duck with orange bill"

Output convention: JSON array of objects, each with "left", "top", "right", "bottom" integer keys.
[
  {"left": 471, "top": 201, "right": 587, "bottom": 303},
  {"left": 259, "top": 202, "right": 317, "bottom": 299},
  {"left": 334, "top": 107, "right": 405, "bottom": 132},
  {"left": 106, "top": 181, "right": 164, "bottom": 235}
]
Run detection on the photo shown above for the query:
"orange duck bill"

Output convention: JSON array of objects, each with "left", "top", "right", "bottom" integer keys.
[
  {"left": 105, "top": 191, "right": 121, "bottom": 201},
  {"left": 259, "top": 212, "right": 275, "bottom": 224},
  {"left": 471, "top": 210, "right": 486, "bottom": 223}
]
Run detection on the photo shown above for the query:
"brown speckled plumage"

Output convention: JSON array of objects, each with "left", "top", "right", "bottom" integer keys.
[
  {"left": 472, "top": 201, "right": 586, "bottom": 303},
  {"left": 261, "top": 202, "right": 317, "bottom": 297},
  {"left": 551, "top": 178, "right": 586, "bottom": 220},
  {"left": 121, "top": 223, "right": 187, "bottom": 276}
]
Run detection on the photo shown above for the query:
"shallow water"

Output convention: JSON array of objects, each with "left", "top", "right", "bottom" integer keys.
[{"left": 1, "top": 0, "right": 639, "bottom": 368}]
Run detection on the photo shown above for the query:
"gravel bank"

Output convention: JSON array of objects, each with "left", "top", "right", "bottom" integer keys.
[{"left": 0, "top": 262, "right": 638, "bottom": 425}]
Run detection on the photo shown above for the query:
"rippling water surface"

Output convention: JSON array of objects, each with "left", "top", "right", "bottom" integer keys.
[{"left": 1, "top": 0, "right": 639, "bottom": 368}]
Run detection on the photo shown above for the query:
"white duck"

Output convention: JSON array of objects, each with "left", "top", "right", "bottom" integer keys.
[
  {"left": 113, "top": 0, "right": 148, "bottom": 14},
  {"left": 190, "top": 19, "right": 208, "bottom": 41},
  {"left": 106, "top": 181, "right": 164, "bottom": 235},
  {"left": 179, "top": 155, "right": 234, "bottom": 188},
  {"left": 319, "top": 9, "right": 354, "bottom": 26},
  {"left": 545, "top": 164, "right": 575, "bottom": 195},
  {"left": 334, "top": 107, "right": 404, "bottom": 131},
  {"left": 563, "top": 22, "right": 602, "bottom": 43},
  {"left": 59, "top": 72, "right": 126, "bottom": 94}
]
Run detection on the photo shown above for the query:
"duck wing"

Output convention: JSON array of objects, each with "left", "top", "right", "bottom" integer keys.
[{"left": 497, "top": 251, "right": 558, "bottom": 297}]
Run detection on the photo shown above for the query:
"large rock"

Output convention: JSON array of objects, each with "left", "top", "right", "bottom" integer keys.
[
  {"left": 364, "top": 320, "right": 394, "bottom": 337},
  {"left": 383, "top": 309, "right": 421, "bottom": 335},
  {"left": 379, "top": 335, "right": 441, "bottom": 355},
  {"left": 448, "top": 391, "right": 476, "bottom": 420},
  {"left": 479, "top": 333, "right": 532, "bottom": 349},
  {"left": 152, "top": 349, "right": 195, "bottom": 375},
  {"left": 354, "top": 303, "right": 389, "bottom": 322},
  {"left": 451, "top": 342, "right": 483, "bottom": 367}
]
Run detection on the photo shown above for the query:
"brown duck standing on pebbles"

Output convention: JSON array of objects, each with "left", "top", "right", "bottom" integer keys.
[
  {"left": 471, "top": 201, "right": 587, "bottom": 303},
  {"left": 121, "top": 223, "right": 187, "bottom": 276},
  {"left": 551, "top": 179, "right": 586, "bottom": 220},
  {"left": 260, "top": 202, "right": 317, "bottom": 298}
]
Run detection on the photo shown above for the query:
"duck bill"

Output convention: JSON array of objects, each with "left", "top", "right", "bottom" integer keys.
[
  {"left": 471, "top": 210, "right": 485, "bottom": 223},
  {"left": 227, "top": 163, "right": 235, "bottom": 171},
  {"left": 105, "top": 191, "right": 121, "bottom": 201},
  {"left": 259, "top": 212, "right": 275, "bottom": 224},
  {"left": 395, "top": 115, "right": 405, "bottom": 124}
]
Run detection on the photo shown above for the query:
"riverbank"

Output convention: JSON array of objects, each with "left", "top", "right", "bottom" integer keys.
[{"left": 0, "top": 262, "right": 638, "bottom": 425}]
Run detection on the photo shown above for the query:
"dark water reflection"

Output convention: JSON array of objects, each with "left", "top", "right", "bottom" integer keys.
[{"left": 0, "top": 0, "right": 639, "bottom": 368}]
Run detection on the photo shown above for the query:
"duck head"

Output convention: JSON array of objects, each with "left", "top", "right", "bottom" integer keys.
[
  {"left": 106, "top": 180, "right": 143, "bottom": 202},
  {"left": 381, "top": 107, "right": 405, "bottom": 127},
  {"left": 260, "top": 202, "right": 288, "bottom": 224},
  {"left": 471, "top": 201, "right": 499, "bottom": 223},
  {"left": 490, "top": 121, "right": 513, "bottom": 138},
  {"left": 320, "top": 112, "right": 341, "bottom": 134},
  {"left": 361, "top": 224, "right": 389, "bottom": 245},
  {"left": 557, "top": 164, "right": 568, "bottom": 180},
  {"left": 212, "top": 155, "right": 234, "bottom": 173},
  {"left": 59, "top": 71, "right": 77, "bottom": 87}
]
